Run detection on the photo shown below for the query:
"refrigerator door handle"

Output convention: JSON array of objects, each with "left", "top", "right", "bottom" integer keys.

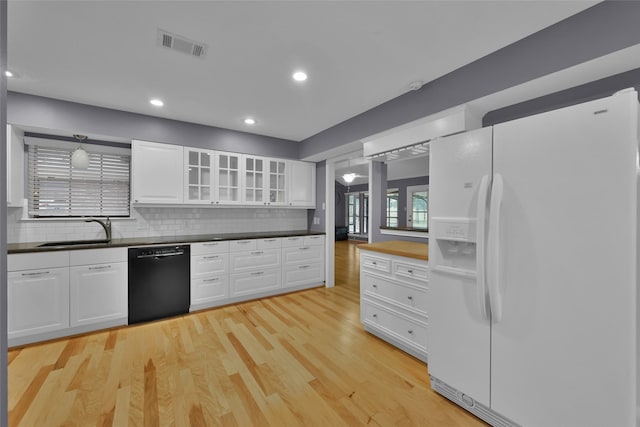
[
  {"left": 476, "top": 174, "right": 490, "bottom": 321},
  {"left": 487, "top": 173, "right": 504, "bottom": 323}
]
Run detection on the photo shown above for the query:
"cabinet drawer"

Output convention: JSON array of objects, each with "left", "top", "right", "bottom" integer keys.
[
  {"left": 362, "top": 300, "right": 427, "bottom": 351},
  {"left": 393, "top": 261, "right": 428, "bottom": 284},
  {"left": 361, "top": 253, "right": 391, "bottom": 274},
  {"left": 303, "top": 235, "right": 324, "bottom": 246},
  {"left": 191, "top": 240, "right": 230, "bottom": 255},
  {"left": 230, "top": 249, "right": 281, "bottom": 272},
  {"left": 69, "top": 262, "right": 127, "bottom": 327},
  {"left": 362, "top": 273, "right": 427, "bottom": 315},
  {"left": 8, "top": 251, "right": 69, "bottom": 271},
  {"left": 191, "top": 253, "right": 229, "bottom": 277},
  {"left": 282, "top": 245, "right": 324, "bottom": 265},
  {"left": 70, "top": 247, "right": 127, "bottom": 266},
  {"left": 229, "top": 239, "right": 257, "bottom": 251},
  {"left": 230, "top": 268, "right": 281, "bottom": 297},
  {"left": 191, "top": 274, "right": 229, "bottom": 305},
  {"left": 282, "top": 262, "right": 324, "bottom": 288},
  {"left": 257, "top": 238, "right": 282, "bottom": 250},
  {"left": 281, "top": 236, "right": 304, "bottom": 248}
]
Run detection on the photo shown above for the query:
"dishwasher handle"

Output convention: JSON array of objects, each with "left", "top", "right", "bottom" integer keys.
[{"left": 136, "top": 251, "right": 184, "bottom": 259}]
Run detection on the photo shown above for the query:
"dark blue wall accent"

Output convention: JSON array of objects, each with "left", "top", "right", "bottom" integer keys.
[
  {"left": 8, "top": 92, "right": 299, "bottom": 159},
  {"left": 299, "top": 1, "right": 640, "bottom": 159},
  {"left": 483, "top": 67, "right": 640, "bottom": 126}
]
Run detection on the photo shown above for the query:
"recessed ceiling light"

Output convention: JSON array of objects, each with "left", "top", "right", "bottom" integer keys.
[
  {"left": 5, "top": 70, "right": 13, "bottom": 77},
  {"left": 150, "top": 99, "right": 164, "bottom": 107},
  {"left": 244, "top": 117, "right": 256, "bottom": 125},
  {"left": 292, "top": 71, "right": 308, "bottom": 82}
]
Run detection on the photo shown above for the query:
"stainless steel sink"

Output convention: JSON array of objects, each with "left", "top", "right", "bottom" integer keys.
[{"left": 37, "top": 239, "right": 110, "bottom": 247}]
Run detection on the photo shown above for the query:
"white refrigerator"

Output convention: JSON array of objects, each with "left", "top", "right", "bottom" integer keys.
[{"left": 428, "top": 89, "right": 639, "bottom": 427}]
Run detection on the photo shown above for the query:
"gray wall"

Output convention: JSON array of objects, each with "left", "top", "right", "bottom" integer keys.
[
  {"left": 8, "top": 92, "right": 299, "bottom": 159},
  {"left": 335, "top": 181, "right": 347, "bottom": 227},
  {"left": 308, "top": 160, "right": 326, "bottom": 232},
  {"left": 299, "top": 1, "right": 640, "bottom": 159}
]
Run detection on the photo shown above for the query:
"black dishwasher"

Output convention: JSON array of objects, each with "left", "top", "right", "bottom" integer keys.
[{"left": 128, "top": 245, "right": 190, "bottom": 324}]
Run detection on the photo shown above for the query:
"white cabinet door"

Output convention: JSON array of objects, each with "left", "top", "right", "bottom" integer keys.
[
  {"left": 192, "top": 275, "right": 229, "bottom": 305},
  {"left": 184, "top": 148, "right": 214, "bottom": 204},
  {"left": 230, "top": 268, "right": 281, "bottom": 297},
  {"left": 7, "top": 124, "right": 24, "bottom": 207},
  {"left": 8, "top": 267, "right": 70, "bottom": 339},
  {"left": 242, "top": 155, "right": 266, "bottom": 205},
  {"left": 288, "top": 161, "right": 316, "bottom": 207},
  {"left": 266, "top": 158, "right": 287, "bottom": 206},
  {"left": 214, "top": 151, "right": 242, "bottom": 205},
  {"left": 131, "top": 140, "right": 184, "bottom": 204},
  {"left": 69, "top": 262, "right": 127, "bottom": 327}
]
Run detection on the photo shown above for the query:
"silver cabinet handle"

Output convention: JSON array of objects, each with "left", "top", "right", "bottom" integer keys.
[
  {"left": 203, "top": 278, "right": 220, "bottom": 283},
  {"left": 203, "top": 255, "right": 219, "bottom": 260},
  {"left": 408, "top": 330, "right": 413, "bottom": 334},
  {"left": 372, "top": 284, "right": 377, "bottom": 288},
  {"left": 89, "top": 265, "right": 112, "bottom": 270},
  {"left": 300, "top": 247, "right": 310, "bottom": 251},
  {"left": 407, "top": 295, "right": 413, "bottom": 300},
  {"left": 287, "top": 237, "right": 299, "bottom": 241},
  {"left": 407, "top": 269, "right": 414, "bottom": 274},
  {"left": 264, "top": 239, "right": 277, "bottom": 242},
  {"left": 203, "top": 242, "right": 220, "bottom": 246},
  {"left": 21, "top": 271, "right": 50, "bottom": 276},
  {"left": 251, "top": 251, "right": 264, "bottom": 255},
  {"left": 251, "top": 271, "right": 264, "bottom": 276},
  {"left": 298, "top": 265, "right": 310, "bottom": 269},
  {"left": 237, "top": 241, "right": 251, "bottom": 245},
  {"left": 372, "top": 313, "right": 377, "bottom": 318}
]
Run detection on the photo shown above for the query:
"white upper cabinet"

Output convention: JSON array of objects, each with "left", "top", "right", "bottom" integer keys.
[
  {"left": 267, "top": 158, "right": 287, "bottom": 206},
  {"left": 214, "top": 151, "right": 242, "bottom": 205},
  {"left": 242, "top": 155, "right": 266, "bottom": 205},
  {"left": 7, "top": 124, "right": 25, "bottom": 207},
  {"left": 184, "top": 147, "right": 214, "bottom": 204},
  {"left": 288, "top": 160, "right": 316, "bottom": 208},
  {"left": 132, "top": 140, "right": 184, "bottom": 204}
]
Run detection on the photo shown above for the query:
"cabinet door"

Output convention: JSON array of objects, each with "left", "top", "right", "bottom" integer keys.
[
  {"left": 267, "top": 159, "right": 287, "bottom": 206},
  {"left": 8, "top": 267, "right": 70, "bottom": 339},
  {"left": 132, "top": 140, "right": 184, "bottom": 204},
  {"left": 185, "top": 148, "right": 214, "bottom": 204},
  {"left": 192, "top": 275, "right": 229, "bottom": 305},
  {"left": 288, "top": 161, "right": 316, "bottom": 207},
  {"left": 69, "top": 262, "right": 128, "bottom": 327},
  {"left": 230, "top": 268, "right": 281, "bottom": 297},
  {"left": 214, "top": 151, "right": 242, "bottom": 205},
  {"left": 242, "top": 155, "right": 266, "bottom": 205},
  {"left": 7, "top": 124, "right": 24, "bottom": 207}
]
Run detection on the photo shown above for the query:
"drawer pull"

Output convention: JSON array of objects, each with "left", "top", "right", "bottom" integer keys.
[
  {"left": 372, "top": 313, "right": 377, "bottom": 318},
  {"left": 407, "top": 296, "right": 413, "bottom": 300},
  {"left": 251, "top": 271, "right": 264, "bottom": 276},
  {"left": 298, "top": 265, "right": 310, "bottom": 269},
  {"left": 237, "top": 241, "right": 251, "bottom": 245},
  {"left": 288, "top": 237, "right": 300, "bottom": 241},
  {"left": 263, "top": 239, "right": 277, "bottom": 242},
  {"left": 372, "top": 284, "right": 377, "bottom": 288},
  {"left": 88, "top": 265, "right": 112, "bottom": 270},
  {"left": 408, "top": 330, "right": 413, "bottom": 334},
  {"left": 251, "top": 251, "right": 264, "bottom": 255},
  {"left": 407, "top": 269, "right": 414, "bottom": 274},
  {"left": 21, "top": 271, "right": 50, "bottom": 276},
  {"left": 300, "top": 247, "right": 310, "bottom": 251},
  {"left": 203, "top": 255, "right": 220, "bottom": 260},
  {"left": 203, "top": 278, "right": 220, "bottom": 283},
  {"left": 372, "top": 261, "right": 377, "bottom": 265},
  {"left": 203, "top": 242, "right": 220, "bottom": 246}
]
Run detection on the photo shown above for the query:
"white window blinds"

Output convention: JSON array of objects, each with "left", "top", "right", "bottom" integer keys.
[{"left": 28, "top": 140, "right": 131, "bottom": 217}]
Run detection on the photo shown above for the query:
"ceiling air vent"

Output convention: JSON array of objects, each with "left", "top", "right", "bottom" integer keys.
[{"left": 157, "top": 29, "right": 207, "bottom": 58}]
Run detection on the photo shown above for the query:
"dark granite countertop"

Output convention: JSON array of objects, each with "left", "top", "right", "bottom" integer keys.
[{"left": 8, "top": 230, "right": 325, "bottom": 254}]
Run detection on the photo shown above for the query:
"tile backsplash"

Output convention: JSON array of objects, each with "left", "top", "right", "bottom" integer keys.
[{"left": 7, "top": 205, "right": 308, "bottom": 244}]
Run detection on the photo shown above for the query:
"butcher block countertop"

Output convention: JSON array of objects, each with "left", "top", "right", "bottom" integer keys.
[{"left": 358, "top": 240, "right": 428, "bottom": 261}]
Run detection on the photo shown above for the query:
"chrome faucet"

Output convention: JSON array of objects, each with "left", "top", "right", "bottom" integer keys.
[{"left": 84, "top": 217, "right": 112, "bottom": 242}]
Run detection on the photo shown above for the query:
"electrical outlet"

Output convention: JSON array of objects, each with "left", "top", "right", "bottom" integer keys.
[{"left": 313, "top": 217, "right": 320, "bottom": 225}]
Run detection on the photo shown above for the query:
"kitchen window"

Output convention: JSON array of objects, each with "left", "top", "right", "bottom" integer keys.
[
  {"left": 27, "top": 138, "right": 131, "bottom": 217},
  {"left": 386, "top": 189, "right": 399, "bottom": 227}
]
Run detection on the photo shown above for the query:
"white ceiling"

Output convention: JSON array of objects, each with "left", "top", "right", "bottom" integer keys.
[{"left": 7, "top": 1, "right": 597, "bottom": 142}]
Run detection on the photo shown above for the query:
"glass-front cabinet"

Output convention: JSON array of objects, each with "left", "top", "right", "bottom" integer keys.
[
  {"left": 243, "top": 156, "right": 265, "bottom": 205},
  {"left": 184, "top": 148, "right": 214, "bottom": 204},
  {"left": 267, "top": 159, "right": 287, "bottom": 206},
  {"left": 215, "top": 151, "right": 241, "bottom": 204}
]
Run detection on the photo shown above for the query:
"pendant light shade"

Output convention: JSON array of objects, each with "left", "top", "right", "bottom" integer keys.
[
  {"left": 71, "top": 134, "right": 90, "bottom": 169},
  {"left": 342, "top": 173, "right": 356, "bottom": 184}
]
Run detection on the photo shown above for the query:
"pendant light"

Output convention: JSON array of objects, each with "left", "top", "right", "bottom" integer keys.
[
  {"left": 71, "top": 134, "right": 90, "bottom": 169},
  {"left": 342, "top": 158, "right": 356, "bottom": 184}
]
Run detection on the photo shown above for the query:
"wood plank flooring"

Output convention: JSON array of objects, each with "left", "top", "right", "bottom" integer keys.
[{"left": 7, "top": 240, "right": 488, "bottom": 426}]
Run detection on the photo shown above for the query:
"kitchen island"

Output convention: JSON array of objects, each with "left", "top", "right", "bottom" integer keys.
[{"left": 358, "top": 240, "right": 429, "bottom": 362}]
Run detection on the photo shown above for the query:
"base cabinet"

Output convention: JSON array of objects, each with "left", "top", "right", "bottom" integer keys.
[
  {"left": 360, "top": 249, "right": 429, "bottom": 362},
  {"left": 8, "top": 267, "right": 70, "bottom": 339},
  {"left": 69, "top": 262, "right": 127, "bottom": 327},
  {"left": 230, "top": 268, "right": 281, "bottom": 297}
]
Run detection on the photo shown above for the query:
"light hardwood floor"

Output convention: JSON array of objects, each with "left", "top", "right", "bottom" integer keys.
[{"left": 7, "top": 240, "right": 488, "bottom": 426}]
